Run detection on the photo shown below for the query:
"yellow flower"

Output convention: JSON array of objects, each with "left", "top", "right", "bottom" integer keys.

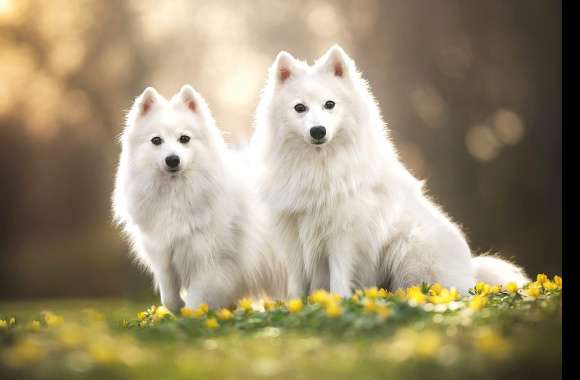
[
  {"left": 309, "top": 289, "right": 331, "bottom": 305},
  {"left": 216, "top": 308, "right": 234, "bottom": 320},
  {"left": 469, "top": 295, "right": 488, "bottom": 310},
  {"left": 378, "top": 288, "right": 389, "bottom": 298},
  {"left": 429, "top": 287, "right": 460, "bottom": 304},
  {"left": 0, "top": 320, "right": 7, "bottom": 328},
  {"left": 137, "top": 311, "right": 147, "bottom": 321},
  {"left": 9, "top": 317, "right": 16, "bottom": 326},
  {"left": 205, "top": 318, "right": 219, "bottom": 329},
  {"left": 475, "top": 282, "right": 490, "bottom": 296},
  {"left": 43, "top": 312, "right": 63, "bottom": 327},
  {"left": 536, "top": 273, "right": 548, "bottom": 285},
  {"left": 489, "top": 285, "right": 502, "bottom": 294},
  {"left": 287, "top": 298, "right": 304, "bottom": 313},
  {"left": 324, "top": 301, "right": 343, "bottom": 318},
  {"left": 429, "top": 283, "right": 443, "bottom": 296},
  {"left": 364, "top": 287, "right": 379, "bottom": 299},
  {"left": 506, "top": 282, "right": 518, "bottom": 294},
  {"left": 475, "top": 327, "right": 511, "bottom": 359},
  {"left": 180, "top": 307, "right": 194, "bottom": 318},
  {"left": 553, "top": 275, "right": 562, "bottom": 288},
  {"left": 406, "top": 286, "right": 426, "bottom": 304},
  {"left": 363, "top": 299, "right": 377, "bottom": 313},
  {"left": 153, "top": 306, "right": 172, "bottom": 321},
  {"left": 526, "top": 284, "right": 541, "bottom": 298},
  {"left": 543, "top": 281, "right": 558, "bottom": 291},
  {"left": 238, "top": 298, "right": 253, "bottom": 312},
  {"left": 263, "top": 298, "right": 277, "bottom": 311},
  {"left": 193, "top": 304, "right": 209, "bottom": 318}
]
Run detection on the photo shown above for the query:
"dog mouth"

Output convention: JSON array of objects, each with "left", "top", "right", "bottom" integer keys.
[
  {"left": 311, "top": 139, "right": 327, "bottom": 145},
  {"left": 165, "top": 167, "right": 181, "bottom": 173}
]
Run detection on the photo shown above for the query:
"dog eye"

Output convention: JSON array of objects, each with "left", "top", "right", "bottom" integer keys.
[
  {"left": 324, "top": 100, "right": 335, "bottom": 110},
  {"left": 179, "top": 135, "right": 191, "bottom": 144},
  {"left": 294, "top": 103, "right": 307, "bottom": 113},
  {"left": 151, "top": 137, "right": 163, "bottom": 145}
]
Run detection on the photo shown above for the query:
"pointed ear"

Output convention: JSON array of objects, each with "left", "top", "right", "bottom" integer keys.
[
  {"left": 135, "top": 87, "right": 160, "bottom": 116},
  {"left": 317, "top": 45, "right": 352, "bottom": 78},
  {"left": 271, "top": 51, "right": 299, "bottom": 84},
  {"left": 176, "top": 84, "right": 199, "bottom": 112}
]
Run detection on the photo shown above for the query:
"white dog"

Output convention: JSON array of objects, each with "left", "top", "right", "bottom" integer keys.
[
  {"left": 250, "top": 45, "right": 529, "bottom": 298},
  {"left": 113, "top": 85, "right": 286, "bottom": 312}
]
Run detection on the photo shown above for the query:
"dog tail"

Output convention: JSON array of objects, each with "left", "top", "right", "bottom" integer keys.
[{"left": 472, "top": 254, "right": 530, "bottom": 286}]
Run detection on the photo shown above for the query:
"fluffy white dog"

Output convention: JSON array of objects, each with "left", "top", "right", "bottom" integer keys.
[
  {"left": 250, "top": 45, "right": 529, "bottom": 298},
  {"left": 113, "top": 85, "right": 286, "bottom": 312}
]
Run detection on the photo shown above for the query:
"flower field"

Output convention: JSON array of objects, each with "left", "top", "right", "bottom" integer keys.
[{"left": 0, "top": 275, "right": 562, "bottom": 380}]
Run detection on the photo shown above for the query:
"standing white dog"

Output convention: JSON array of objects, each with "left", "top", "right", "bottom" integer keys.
[
  {"left": 251, "top": 45, "right": 528, "bottom": 298},
  {"left": 113, "top": 85, "right": 286, "bottom": 312}
]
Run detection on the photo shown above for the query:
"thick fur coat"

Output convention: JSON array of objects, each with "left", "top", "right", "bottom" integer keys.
[
  {"left": 113, "top": 85, "right": 286, "bottom": 311},
  {"left": 250, "top": 45, "right": 528, "bottom": 298}
]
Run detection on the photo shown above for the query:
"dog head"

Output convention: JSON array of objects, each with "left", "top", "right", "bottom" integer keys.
[
  {"left": 262, "top": 45, "right": 363, "bottom": 147},
  {"left": 123, "top": 85, "right": 225, "bottom": 178}
]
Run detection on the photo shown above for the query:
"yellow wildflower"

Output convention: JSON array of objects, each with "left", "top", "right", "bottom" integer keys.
[
  {"left": 309, "top": 289, "right": 331, "bottom": 305},
  {"left": 324, "top": 301, "right": 343, "bottom": 318},
  {"left": 363, "top": 299, "right": 378, "bottom": 313},
  {"left": 205, "top": 318, "right": 219, "bottom": 329},
  {"left": 263, "top": 298, "right": 277, "bottom": 311},
  {"left": 428, "top": 287, "right": 460, "bottom": 304},
  {"left": 287, "top": 298, "right": 304, "bottom": 313},
  {"left": 536, "top": 273, "right": 548, "bottom": 285},
  {"left": 193, "top": 304, "right": 209, "bottom": 318},
  {"left": 378, "top": 288, "right": 389, "bottom": 298},
  {"left": 180, "top": 307, "right": 194, "bottom": 318},
  {"left": 506, "top": 282, "right": 518, "bottom": 294},
  {"left": 429, "top": 283, "right": 443, "bottom": 296},
  {"left": 406, "top": 286, "right": 426, "bottom": 304},
  {"left": 216, "top": 308, "right": 234, "bottom": 320},
  {"left": 153, "top": 306, "right": 171, "bottom": 321},
  {"left": 469, "top": 295, "right": 488, "bottom": 310},
  {"left": 475, "top": 327, "right": 511, "bottom": 359},
  {"left": 475, "top": 282, "right": 490, "bottom": 296},
  {"left": 137, "top": 311, "right": 147, "bottom": 321},
  {"left": 543, "top": 281, "right": 558, "bottom": 291},
  {"left": 490, "top": 285, "right": 502, "bottom": 294},
  {"left": 526, "top": 284, "right": 541, "bottom": 298},
  {"left": 238, "top": 298, "right": 253, "bottom": 312},
  {"left": 364, "top": 287, "right": 379, "bottom": 299},
  {"left": 553, "top": 275, "right": 562, "bottom": 288},
  {"left": 0, "top": 320, "right": 7, "bottom": 328},
  {"left": 43, "top": 312, "right": 64, "bottom": 327}
]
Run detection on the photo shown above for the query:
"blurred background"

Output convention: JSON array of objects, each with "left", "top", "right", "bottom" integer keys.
[{"left": 0, "top": 0, "right": 561, "bottom": 300}]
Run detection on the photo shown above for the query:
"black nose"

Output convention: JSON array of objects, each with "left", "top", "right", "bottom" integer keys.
[
  {"left": 165, "top": 155, "right": 180, "bottom": 168},
  {"left": 310, "top": 126, "right": 326, "bottom": 140}
]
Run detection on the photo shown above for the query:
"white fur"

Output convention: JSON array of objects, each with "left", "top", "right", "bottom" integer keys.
[
  {"left": 113, "top": 85, "right": 286, "bottom": 312},
  {"left": 250, "top": 45, "right": 529, "bottom": 297}
]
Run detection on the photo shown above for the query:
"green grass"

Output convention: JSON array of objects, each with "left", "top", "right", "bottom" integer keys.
[{"left": 0, "top": 276, "right": 562, "bottom": 380}]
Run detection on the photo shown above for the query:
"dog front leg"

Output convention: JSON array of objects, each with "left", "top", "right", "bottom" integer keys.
[
  {"left": 328, "top": 239, "right": 354, "bottom": 297},
  {"left": 153, "top": 260, "right": 184, "bottom": 314}
]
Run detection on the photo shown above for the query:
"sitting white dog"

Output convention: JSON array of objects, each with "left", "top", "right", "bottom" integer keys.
[
  {"left": 113, "top": 85, "right": 286, "bottom": 312},
  {"left": 250, "top": 45, "right": 529, "bottom": 298}
]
